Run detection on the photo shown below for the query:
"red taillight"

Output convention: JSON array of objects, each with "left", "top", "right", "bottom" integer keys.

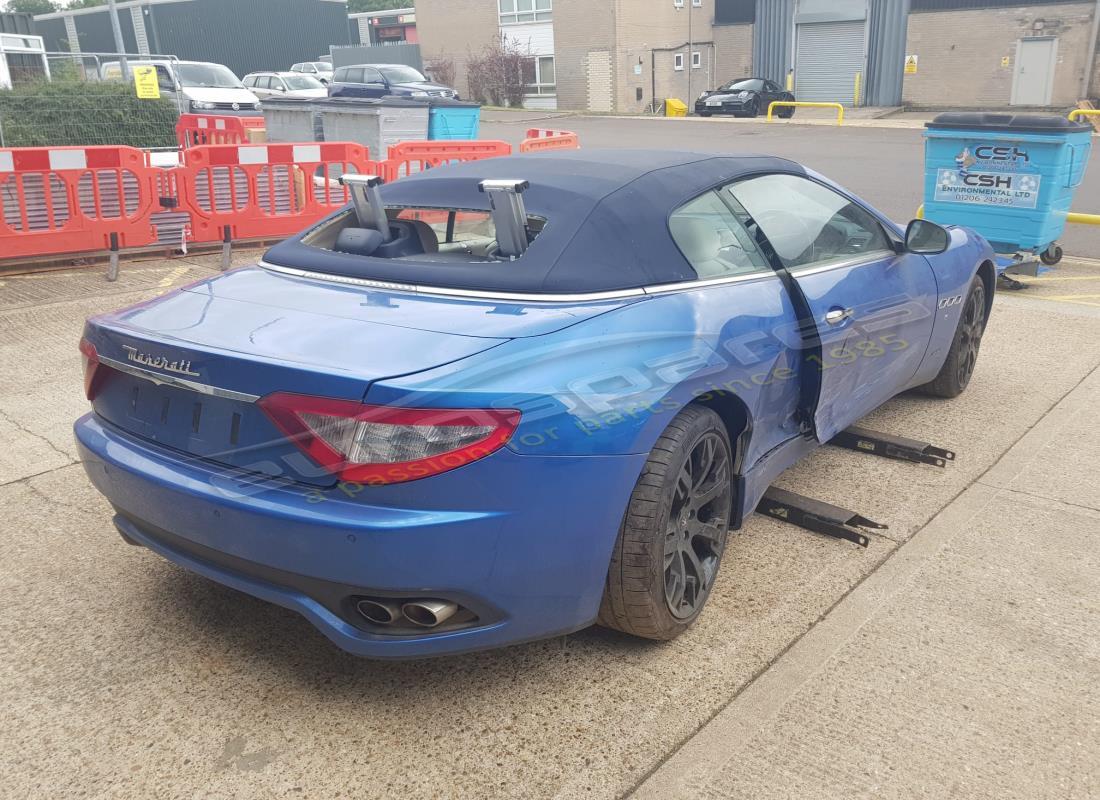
[
  {"left": 79, "top": 338, "right": 102, "bottom": 401},
  {"left": 257, "top": 392, "right": 521, "bottom": 485}
]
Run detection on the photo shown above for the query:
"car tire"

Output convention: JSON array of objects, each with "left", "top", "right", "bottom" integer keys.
[
  {"left": 699, "top": 111, "right": 712, "bottom": 117},
  {"left": 597, "top": 405, "right": 734, "bottom": 640},
  {"left": 778, "top": 107, "right": 795, "bottom": 119},
  {"left": 745, "top": 98, "right": 759, "bottom": 118},
  {"left": 919, "top": 275, "right": 988, "bottom": 398}
]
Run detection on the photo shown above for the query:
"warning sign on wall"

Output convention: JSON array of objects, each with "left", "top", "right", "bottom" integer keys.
[{"left": 904, "top": 55, "right": 919, "bottom": 75}]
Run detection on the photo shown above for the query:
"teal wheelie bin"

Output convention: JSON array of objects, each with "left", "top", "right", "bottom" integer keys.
[{"left": 922, "top": 113, "right": 1092, "bottom": 267}]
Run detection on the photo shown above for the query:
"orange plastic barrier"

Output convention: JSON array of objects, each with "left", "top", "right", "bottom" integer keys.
[
  {"left": 519, "top": 128, "right": 580, "bottom": 153},
  {"left": 0, "top": 146, "right": 160, "bottom": 259},
  {"left": 382, "top": 139, "right": 512, "bottom": 181},
  {"left": 177, "top": 142, "right": 378, "bottom": 243},
  {"left": 177, "top": 114, "right": 267, "bottom": 149}
]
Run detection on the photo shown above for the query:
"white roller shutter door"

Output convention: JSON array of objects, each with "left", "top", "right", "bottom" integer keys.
[{"left": 794, "top": 20, "right": 865, "bottom": 105}]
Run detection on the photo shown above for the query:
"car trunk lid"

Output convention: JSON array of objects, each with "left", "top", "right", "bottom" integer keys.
[{"left": 85, "top": 265, "right": 638, "bottom": 486}]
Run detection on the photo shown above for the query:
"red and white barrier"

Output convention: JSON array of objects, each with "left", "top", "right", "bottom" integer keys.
[
  {"left": 519, "top": 128, "right": 581, "bottom": 153},
  {"left": 383, "top": 139, "right": 512, "bottom": 182},
  {"left": 0, "top": 146, "right": 159, "bottom": 259},
  {"left": 0, "top": 123, "right": 580, "bottom": 266},
  {"left": 176, "top": 114, "right": 267, "bottom": 149},
  {"left": 177, "top": 142, "right": 379, "bottom": 243}
]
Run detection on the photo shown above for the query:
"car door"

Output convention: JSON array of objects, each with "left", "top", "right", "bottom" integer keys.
[
  {"left": 360, "top": 67, "right": 388, "bottom": 98},
  {"left": 763, "top": 80, "right": 782, "bottom": 107},
  {"left": 725, "top": 173, "right": 938, "bottom": 442}
]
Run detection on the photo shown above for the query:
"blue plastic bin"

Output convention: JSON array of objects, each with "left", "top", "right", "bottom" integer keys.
[
  {"left": 427, "top": 99, "right": 481, "bottom": 140},
  {"left": 922, "top": 113, "right": 1092, "bottom": 255}
]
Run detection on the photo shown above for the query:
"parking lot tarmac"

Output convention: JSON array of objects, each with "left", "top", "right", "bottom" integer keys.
[
  {"left": 481, "top": 112, "right": 1100, "bottom": 258},
  {"left": 1, "top": 246, "right": 1099, "bottom": 798}
]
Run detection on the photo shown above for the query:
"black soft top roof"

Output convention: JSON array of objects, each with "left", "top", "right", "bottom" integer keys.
[{"left": 264, "top": 149, "right": 806, "bottom": 294}]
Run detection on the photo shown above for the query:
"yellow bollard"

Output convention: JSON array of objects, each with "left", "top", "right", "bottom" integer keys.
[{"left": 854, "top": 72, "right": 862, "bottom": 108}]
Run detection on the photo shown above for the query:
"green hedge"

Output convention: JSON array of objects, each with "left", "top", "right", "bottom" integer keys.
[{"left": 0, "top": 80, "right": 179, "bottom": 149}]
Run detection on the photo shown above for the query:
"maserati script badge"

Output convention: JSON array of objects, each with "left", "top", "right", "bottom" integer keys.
[{"left": 122, "top": 344, "right": 201, "bottom": 377}]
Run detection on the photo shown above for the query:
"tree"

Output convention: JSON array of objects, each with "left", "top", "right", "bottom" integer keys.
[
  {"left": 4, "top": 0, "right": 58, "bottom": 14},
  {"left": 466, "top": 36, "right": 530, "bottom": 108},
  {"left": 347, "top": 0, "right": 410, "bottom": 12}
]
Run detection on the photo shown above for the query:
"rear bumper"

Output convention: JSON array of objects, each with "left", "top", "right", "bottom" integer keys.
[{"left": 75, "top": 413, "right": 645, "bottom": 659}]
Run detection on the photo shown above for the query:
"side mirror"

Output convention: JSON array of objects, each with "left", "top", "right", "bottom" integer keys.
[{"left": 905, "top": 219, "right": 950, "bottom": 255}]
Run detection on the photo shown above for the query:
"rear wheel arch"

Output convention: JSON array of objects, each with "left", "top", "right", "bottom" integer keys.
[{"left": 689, "top": 391, "right": 752, "bottom": 476}]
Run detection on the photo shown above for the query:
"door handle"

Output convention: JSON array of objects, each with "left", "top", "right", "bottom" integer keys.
[{"left": 825, "top": 308, "right": 853, "bottom": 325}]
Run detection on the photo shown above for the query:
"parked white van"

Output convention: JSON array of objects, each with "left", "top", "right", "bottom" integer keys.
[{"left": 101, "top": 60, "right": 261, "bottom": 115}]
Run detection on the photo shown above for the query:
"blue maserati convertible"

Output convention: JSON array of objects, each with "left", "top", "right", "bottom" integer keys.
[{"left": 75, "top": 150, "right": 995, "bottom": 658}]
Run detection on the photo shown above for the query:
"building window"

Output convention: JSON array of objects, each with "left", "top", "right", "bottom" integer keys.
[
  {"left": 674, "top": 53, "right": 684, "bottom": 71},
  {"left": 691, "top": 51, "right": 702, "bottom": 69},
  {"left": 499, "top": 0, "right": 552, "bottom": 24},
  {"left": 522, "top": 55, "right": 556, "bottom": 95},
  {"left": 692, "top": 0, "right": 702, "bottom": 6}
]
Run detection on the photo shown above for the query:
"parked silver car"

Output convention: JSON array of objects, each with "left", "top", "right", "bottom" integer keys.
[
  {"left": 290, "top": 61, "right": 334, "bottom": 85},
  {"left": 244, "top": 71, "right": 328, "bottom": 100}
]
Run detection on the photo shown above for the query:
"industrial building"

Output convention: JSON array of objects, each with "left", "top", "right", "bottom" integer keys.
[
  {"left": 349, "top": 6, "right": 418, "bottom": 46},
  {"left": 416, "top": 0, "right": 1100, "bottom": 112},
  {"left": 31, "top": 0, "right": 352, "bottom": 79}
]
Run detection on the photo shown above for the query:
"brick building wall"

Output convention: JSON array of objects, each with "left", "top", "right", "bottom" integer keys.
[
  {"left": 414, "top": 0, "right": 499, "bottom": 100},
  {"left": 713, "top": 23, "right": 754, "bottom": 85},
  {"left": 904, "top": 3, "right": 1096, "bottom": 107},
  {"left": 553, "top": 0, "right": 616, "bottom": 111}
]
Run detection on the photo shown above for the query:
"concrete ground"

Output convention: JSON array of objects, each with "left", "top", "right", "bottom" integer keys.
[{"left": 3, "top": 118, "right": 1100, "bottom": 798}]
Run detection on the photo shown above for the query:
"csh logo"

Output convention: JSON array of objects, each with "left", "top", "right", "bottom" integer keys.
[
  {"left": 963, "top": 173, "right": 1013, "bottom": 188},
  {"left": 974, "top": 145, "right": 1029, "bottom": 163}
]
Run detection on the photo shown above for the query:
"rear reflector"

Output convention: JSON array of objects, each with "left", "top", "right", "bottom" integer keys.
[
  {"left": 79, "top": 338, "right": 103, "bottom": 401},
  {"left": 257, "top": 392, "right": 520, "bottom": 485}
]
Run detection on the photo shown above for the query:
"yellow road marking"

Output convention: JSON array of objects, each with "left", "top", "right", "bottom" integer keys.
[
  {"left": 1028, "top": 293, "right": 1100, "bottom": 307},
  {"left": 157, "top": 266, "right": 191, "bottom": 288},
  {"left": 1022, "top": 274, "right": 1100, "bottom": 283}
]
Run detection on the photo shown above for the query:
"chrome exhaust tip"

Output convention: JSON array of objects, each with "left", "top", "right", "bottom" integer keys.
[
  {"left": 401, "top": 599, "right": 459, "bottom": 628},
  {"left": 356, "top": 598, "right": 401, "bottom": 625}
]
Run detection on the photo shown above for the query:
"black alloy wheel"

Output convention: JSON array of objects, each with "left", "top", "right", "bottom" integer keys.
[{"left": 598, "top": 405, "right": 734, "bottom": 640}]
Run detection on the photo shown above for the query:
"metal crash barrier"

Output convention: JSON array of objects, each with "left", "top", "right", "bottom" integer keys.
[{"left": 767, "top": 101, "right": 845, "bottom": 125}]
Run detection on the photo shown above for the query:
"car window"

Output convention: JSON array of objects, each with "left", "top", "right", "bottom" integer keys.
[
  {"left": 348, "top": 68, "right": 367, "bottom": 83},
  {"left": 726, "top": 174, "right": 893, "bottom": 270},
  {"left": 333, "top": 67, "right": 347, "bottom": 81},
  {"left": 284, "top": 75, "right": 322, "bottom": 90},
  {"left": 764, "top": 81, "right": 780, "bottom": 92},
  {"left": 669, "top": 191, "right": 771, "bottom": 280},
  {"left": 271, "top": 77, "right": 286, "bottom": 91},
  {"left": 243, "top": 75, "right": 255, "bottom": 87},
  {"left": 177, "top": 63, "right": 243, "bottom": 89},
  {"left": 362, "top": 67, "right": 384, "bottom": 84},
  {"left": 378, "top": 65, "right": 427, "bottom": 83},
  {"left": 721, "top": 78, "right": 763, "bottom": 92}
]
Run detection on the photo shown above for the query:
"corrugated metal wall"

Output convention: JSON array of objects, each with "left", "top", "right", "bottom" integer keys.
[
  {"left": 149, "top": 0, "right": 350, "bottom": 76},
  {"left": 0, "top": 12, "right": 35, "bottom": 35},
  {"left": 865, "top": 0, "right": 909, "bottom": 106},
  {"left": 32, "top": 0, "right": 350, "bottom": 77},
  {"left": 753, "top": 0, "right": 794, "bottom": 85},
  {"left": 912, "top": 0, "right": 1074, "bottom": 9}
]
